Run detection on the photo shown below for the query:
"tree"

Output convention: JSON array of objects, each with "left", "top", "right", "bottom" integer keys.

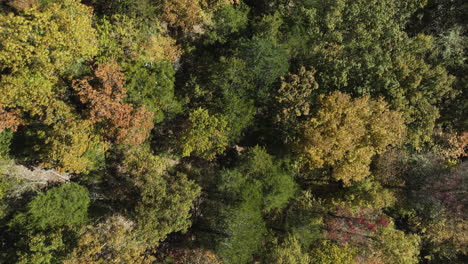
[
  {"left": 64, "top": 215, "right": 155, "bottom": 264},
  {"left": 203, "top": 56, "right": 257, "bottom": 139},
  {"left": 124, "top": 61, "right": 181, "bottom": 123},
  {"left": 162, "top": 248, "right": 223, "bottom": 264},
  {"left": 204, "top": 3, "right": 249, "bottom": 44},
  {"left": 180, "top": 108, "right": 229, "bottom": 160},
  {"left": 16, "top": 229, "right": 67, "bottom": 264},
  {"left": 72, "top": 61, "right": 154, "bottom": 146},
  {"left": 158, "top": 0, "right": 239, "bottom": 32},
  {"left": 39, "top": 116, "right": 107, "bottom": 174},
  {"left": 198, "top": 147, "right": 295, "bottom": 263},
  {"left": 0, "top": 0, "right": 98, "bottom": 124},
  {"left": 15, "top": 99, "right": 107, "bottom": 174},
  {"left": 0, "top": 0, "right": 97, "bottom": 76},
  {"left": 324, "top": 204, "right": 391, "bottom": 245},
  {"left": 281, "top": 0, "right": 454, "bottom": 146},
  {"left": 267, "top": 234, "right": 310, "bottom": 264},
  {"left": 274, "top": 66, "right": 319, "bottom": 143},
  {"left": 234, "top": 37, "right": 289, "bottom": 101},
  {"left": 0, "top": 107, "right": 22, "bottom": 132},
  {"left": 217, "top": 146, "right": 296, "bottom": 213},
  {"left": 0, "top": 129, "right": 14, "bottom": 159},
  {"left": 401, "top": 155, "right": 467, "bottom": 260},
  {"left": 10, "top": 183, "right": 90, "bottom": 231},
  {"left": 309, "top": 240, "right": 357, "bottom": 264},
  {"left": 373, "top": 227, "right": 421, "bottom": 264},
  {"left": 203, "top": 188, "right": 267, "bottom": 264},
  {"left": 7, "top": 0, "right": 39, "bottom": 11},
  {"left": 299, "top": 91, "right": 406, "bottom": 185},
  {"left": 95, "top": 14, "right": 181, "bottom": 63},
  {"left": 117, "top": 147, "right": 201, "bottom": 244}
]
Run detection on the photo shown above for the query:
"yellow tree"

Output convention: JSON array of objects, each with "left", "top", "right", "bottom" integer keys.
[
  {"left": 0, "top": 0, "right": 98, "bottom": 119},
  {"left": 37, "top": 101, "right": 108, "bottom": 174},
  {"left": 64, "top": 215, "right": 155, "bottom": 264},
  {"left": 159, "top": 0, "right": 239, "bottom": 32},
  {"left": 180, "top": 108, "right": 229, "bottom": 160},
  {"left": 299, "top": 92, "right": 406, "bottom": 185}
]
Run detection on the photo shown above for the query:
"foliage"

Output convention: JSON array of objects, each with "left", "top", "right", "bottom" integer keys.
[
  {"left": 299, "top": 91, "right": 406, "bottom": 185},
  {"left": 274, "top": 66, "right": 319, "bottom": 143},
  {"left": 268, "top": 234, "right": 310, "bottom": 264},
  {"left": 324, "top": 204, "right": 390, "bottom": 245},
  {"left": 309, "top": 240, "right": 357, "bottom": 264},
  {"left": 0, "top": 107, "right": 22, "bottom": 132},
  {"left": 234, "top": 37, "right": 289, "bottom": 101},
  {"left": 16, "top": 230, "right": 67, "bottom": 264},
  {"left": 7, "top": 0, "right": 39, "bottom": 11},
  {"left": 180, "top": 108, "right": 229, "bottom": 160},
  {"left": 64, "top": 215, "right": 155, "bottom": 264},
  {"left": 73, "top": 61, "right": 154, "bottom": 145},
  {"left": 10, "top": 183, "right": 90, "bottom": 231},
  {"left": 158, "top": 0, "right": 238, "bottom": 32},
  {"left": 373, "top": 227, "right": 421, "bottom": 264},
  {"left": 218, "top": 146, "right": 296, "bottom": 212},
  {"left": 205, "top": 3, "right": 249, "bottom": 44},
  {"left": 0, "top": 0, "right": 466, "bottom": 262},
  {"left": 95, "top": 14, "right": 181, "bottom": 63},
  {"left": 38, "top": 108, "right": 107, "bottom": 173},
  {"left": 162, "top": 247, "right": 222, "bottom": 264},
  {"left": 118, "top": 147, "right": 201, "bottom": 244},
  {"left": 202, "top": 56, "right": 257, "bottom": 139},
  {"left": 282, "top": 0, "right": 454, "bottom": 146},
  {"left": 124, "top": 61, "right": 181, "bottom": 123},
  {"left": 0, "top": 129, "right": 13, "bottom": 158},
  {"left": 0, "top": 0, "right": 97, "bottom": 75},
  {"left": 211, "top": 189, "right": 266, "bottom": 264},
  {"left": 0, "top": 0, "right": 97, "bottom": 120},
  {"left": 199, "top": 147, "right": 295, "bottom": 263}
]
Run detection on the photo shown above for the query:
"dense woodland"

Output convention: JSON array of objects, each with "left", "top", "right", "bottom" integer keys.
[{"left": 0, "top": 0, "right": 466, "bottom": 263}]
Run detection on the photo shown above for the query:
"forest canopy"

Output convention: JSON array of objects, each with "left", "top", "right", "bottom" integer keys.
[{"left": 0, "top": 0, "right": 466, "bottom": 263}]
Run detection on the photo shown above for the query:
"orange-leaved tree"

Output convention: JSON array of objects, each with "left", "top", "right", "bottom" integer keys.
[{"left": 72, "top": 61, "right": 154, "bottom": 146}]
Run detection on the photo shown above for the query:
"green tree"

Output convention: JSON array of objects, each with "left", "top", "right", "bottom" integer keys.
[
  {"left": 204, "top": 3, "right": 249, "bottom": 44},
  {"left": 203, "top": 56, "right": 257, "bottom": 139},
  {"left": 234, "top": 37, "right": 289, "bottom": 101},
  {"left": 201, "top": 185, "right": 266, "bottom": 264},
  {"left": 118, "top": 147, "right": 201, "bottom": 244},
  {"left": 0, "top": 130, "right": 13, "bottom": 159},
  {"left": 10, "top": 183, "right": 90, "bottom": 231},
  {"left": 199, "top": 147, "right": 296, "bottom": 263},
  {"left": 281, "top": 0, "right": 454, "bottom": 146},
  {"left": 218, "top": 146, "right": 296, "bottom": 212},
  {"left": 373, "top": 227, "right": 421, "bottom": 264},
  {"left": 124, "top": 61, "right": 181, "bottom": 123},
  {"left": 16, "top": 230, "right": 67, "bottom": 264},
  {"left": 180, "top": 55, "right": 257, "bottom": 140}
]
